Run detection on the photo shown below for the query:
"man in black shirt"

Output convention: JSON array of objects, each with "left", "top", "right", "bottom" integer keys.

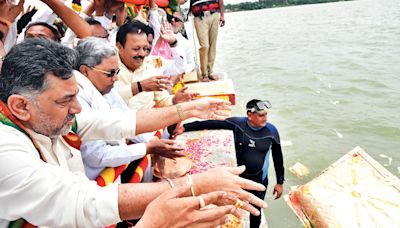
[{"left": 177, "top": 99, "right": 284, "bottom": 228}]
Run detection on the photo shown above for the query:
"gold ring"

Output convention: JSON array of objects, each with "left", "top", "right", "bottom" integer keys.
[
  {"left": 198, "top": 195, "right": 206, "bottom": 209},
  {"left": 234, "top": 199, "right": 245, "bottom": 209}
]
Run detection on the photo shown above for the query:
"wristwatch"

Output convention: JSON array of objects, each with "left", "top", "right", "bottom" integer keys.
[{"left": 169, "top": 39, "right": 178, "bottom": 47}]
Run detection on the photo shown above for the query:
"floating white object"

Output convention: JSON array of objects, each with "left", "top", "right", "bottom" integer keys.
[
  {"left": 281, "top": 140, "right": 293, "bottom": 147},
  {"left": 387, "top": 157, "right": 393, "bottom": 166},
  {"left": 379, "top": 154, "right": 393, "bottom": 166},
  {"left": 289, "top": 162, "right": 310, "bottom": 179},
  {"left": 332, "top": 129, "right": 343, "bottom": 138}
]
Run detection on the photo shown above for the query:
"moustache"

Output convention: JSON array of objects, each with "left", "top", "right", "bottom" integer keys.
[
  {"left": 132, "top": 56, "right": 144, "bottom": 60},
  {"left": 64, "top": 114, "right": 75, "bottom": 123}
]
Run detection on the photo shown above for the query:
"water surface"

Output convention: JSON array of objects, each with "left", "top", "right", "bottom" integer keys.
[{"left": 213, "top": 0, "right": 400, "bottom": 226}]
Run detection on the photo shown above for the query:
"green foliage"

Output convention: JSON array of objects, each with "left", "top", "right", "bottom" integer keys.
[
  {"left": 225, "top": 0, "right": 351, "bottom": 12},
  {"left": 168, "top": 0, "right": 179, "bottom": 13},
  {"left": 127, "top": 6, "right": 137, "bottom": 18}
]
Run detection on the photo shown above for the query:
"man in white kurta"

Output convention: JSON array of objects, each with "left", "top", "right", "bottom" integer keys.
[
  {"left": 76, "top": 70, "right": 148, "bottom": 180},
  {"left": 116, "top": 54, "right": 174, "bottom": 110},
  {"left": 115, "top": 20, "right": 195, "bottom": 110},
  {"left": 0, "top": 108, "right": 136, "bottom": 227},
  {"left": 74, "top": 38, "right": 184, "bottom": 181},
  {"left": 0, "top": 37, "right": 267, "bottom": 228}
]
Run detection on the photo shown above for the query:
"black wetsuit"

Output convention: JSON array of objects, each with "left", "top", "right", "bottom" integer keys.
[{"left": 183, "top": 117, "right": 284, "bottom": 228}]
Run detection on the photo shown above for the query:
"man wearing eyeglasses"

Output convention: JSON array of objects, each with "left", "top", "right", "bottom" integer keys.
[
  {"left": 175, "top": 99, "right": 285, "bottom": 228},
  {"left": 0, "top": 38, "right": 269, "bottom": 228},
  {"left": 75, "top": 37, "right": 185, "bottom": 183},
  {"left": 170, "top": 11, "right": 196, "bottom": 75}
]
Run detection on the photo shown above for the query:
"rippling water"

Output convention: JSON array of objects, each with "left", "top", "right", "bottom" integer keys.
[{"left": 213, "top": 0, "right": 400, "bottom": 226}]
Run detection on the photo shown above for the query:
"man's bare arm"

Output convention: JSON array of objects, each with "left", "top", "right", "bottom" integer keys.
[
  {"left": 117, "top": 166, "right": 268, "bottom": 220},
  {"left": 135, "top": 98, "right": 230, "bottom": 135},
  {"left": 41, "top": 0, "right": 92, "bottom": 38}
]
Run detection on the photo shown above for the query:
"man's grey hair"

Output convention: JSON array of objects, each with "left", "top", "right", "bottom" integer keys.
[
  {"left": 75, "top": 37, "right": 118, "bottom": 68},
  {"left": 0, "top": 38, "right": 78, "bottom": 102}
]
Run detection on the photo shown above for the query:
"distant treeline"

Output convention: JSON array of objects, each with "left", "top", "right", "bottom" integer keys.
[{"left": 225, "top": 0, "right": 352, "bottom": 12}]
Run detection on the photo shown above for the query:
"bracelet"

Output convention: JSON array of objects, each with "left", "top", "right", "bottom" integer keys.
[
  {"left": 169, "top": 39, "right": 178, "bottom": 47},
  {"left": 186, "top": 174, "right": 196, "bottom": 196},
  {"left": 176, "top": 104, "right": 185, "bottom": 121},
  {"left": 166, "top": 178, "right": 175, "bottom": 188},
  {"left": 137, "top": 81, "right": 143, "bottom": 92}
]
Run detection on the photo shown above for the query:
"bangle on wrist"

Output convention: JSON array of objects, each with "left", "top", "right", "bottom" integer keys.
[
  {"left": 137, "top": 81, "right": 143, "bottom": 92},
  {"left": 169, "top": 39, "right": 178, "bottom": 47},
  {"left": 176, "top": 104, "right": 185, "bottom": 121},
  {"left": 186, "top": 174, "right": 196, "bottom": 196},
  {"left": 166, "top": 178, "right": 175, "bottom": 188}
]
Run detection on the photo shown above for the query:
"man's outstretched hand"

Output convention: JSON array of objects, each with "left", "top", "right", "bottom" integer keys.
[{"left": 146, "top": 138, "right": 184, "bottom": 159}]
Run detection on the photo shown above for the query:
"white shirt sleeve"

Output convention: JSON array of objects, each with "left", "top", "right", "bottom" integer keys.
[
  {"left": 17, "top": 2, "right": 60, "bottom": 44},
  {"left": 61, "top": 28, "right": 78, "bottom": 48},
  {"left": 183, "top": 38, "right": 196, "bottom": 73},
  {"left": 94, "top": 15, "right": 112, "bottom": 31},
  {"left": 76, "top": 109, "right": 138, "bottom": 141},
  {"left": 31, "top": 1, "right": 64, "bottom": 24},
  {"left": 77, "top": 91, "right": 146, "bottom": 179},
  {"left": 3, "top": 22, "right": 17, "bottom": 53},
  {"left": 149, "top": 9, "right": 161, "bottom": 47},
  {"left": 81, "top": 140, "right": 146, "bottom": 168},
  {"left": 61, "top": 13, "right": 92, "bottom": 47},
  {"left": 108, "top": 27, "right": 119, "bottom": 47},
  {"left": 0, "top": 126, "right": 120, "bottom": 227},
  {"left": 169, "top": 45, "right": 186, "bottom": 75}
]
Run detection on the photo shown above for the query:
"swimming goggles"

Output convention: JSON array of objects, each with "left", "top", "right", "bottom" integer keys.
[{"left": 247, "top": 100, "right": 272, "bottom": 113}]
